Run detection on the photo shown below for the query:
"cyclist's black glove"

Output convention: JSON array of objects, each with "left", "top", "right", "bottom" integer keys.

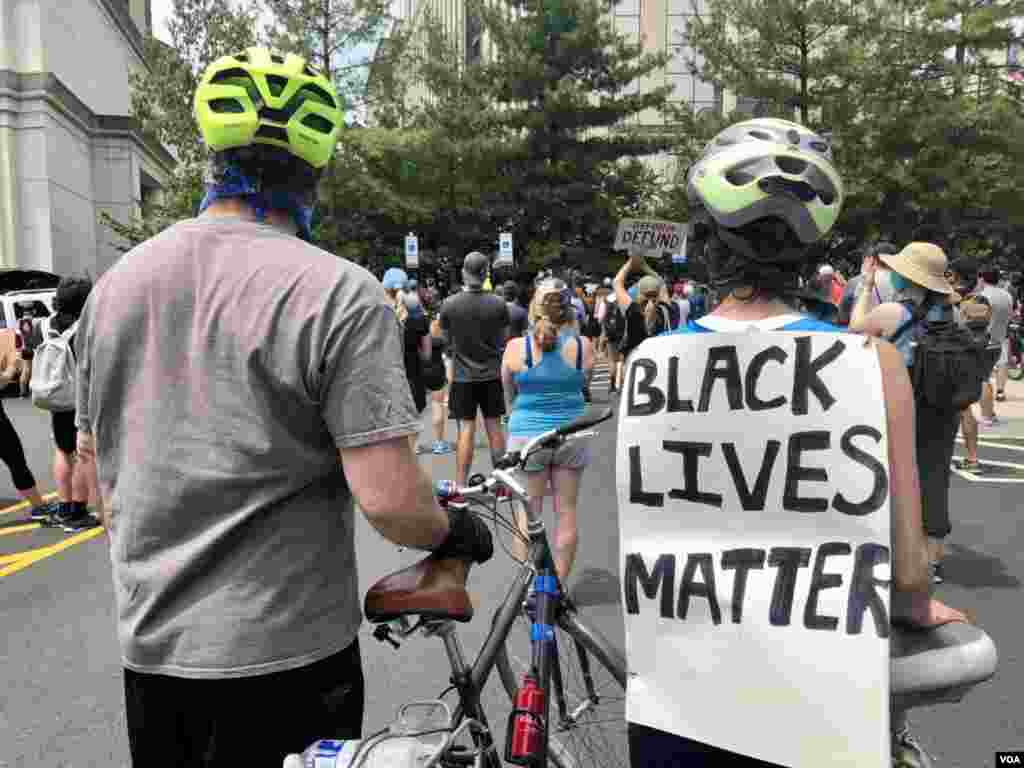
[{"left": 433, "top": 506, "right": 494, "bottom": 564}]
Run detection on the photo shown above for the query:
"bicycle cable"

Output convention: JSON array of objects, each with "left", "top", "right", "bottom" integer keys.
[{"left": 464, "top": 497, "right": 530, "bottom": 565}]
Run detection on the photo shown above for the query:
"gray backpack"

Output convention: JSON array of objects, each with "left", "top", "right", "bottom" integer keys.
[{"left": 30, "top": 320, "right": 78, "bottom": 412}]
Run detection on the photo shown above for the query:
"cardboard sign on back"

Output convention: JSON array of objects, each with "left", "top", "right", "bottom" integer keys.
[{"left": 618, "top": 331, "right": 890, "bottom": 768}]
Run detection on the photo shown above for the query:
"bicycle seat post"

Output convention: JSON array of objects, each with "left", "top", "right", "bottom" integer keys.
[{"left": 429, "top": 620, "right": 471, "bottom": 686}]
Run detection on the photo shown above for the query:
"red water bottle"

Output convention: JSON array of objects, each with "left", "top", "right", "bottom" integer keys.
[{"left": 505, "top": 674, "right": 545, "bottom": 765}]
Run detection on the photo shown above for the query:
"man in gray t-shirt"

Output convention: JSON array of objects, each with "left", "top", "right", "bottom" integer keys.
[
  {"left": 978, "top": 267, "right": 1014, "bottom": 419},
  {"left": 73, "top": 47, "right": 492, "bottom": 767}
]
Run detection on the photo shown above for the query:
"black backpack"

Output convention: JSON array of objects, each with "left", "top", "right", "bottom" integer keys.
[
  {"left": 603, "top": 303, "right": 626, "bottom": 343},
  {"left": 889, "top": 299, "right": 997, "bottom": 411}
]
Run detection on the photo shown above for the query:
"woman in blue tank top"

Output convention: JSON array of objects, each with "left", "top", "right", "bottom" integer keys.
[
  {"left": 500, "top": 278, "right": 594, "bottom": 582},
  {"left": 630, "top": 117, "right": 968, "bottom": 768},
  {"left": 848, "top": 242, "right": 962, "bottom": 590}
]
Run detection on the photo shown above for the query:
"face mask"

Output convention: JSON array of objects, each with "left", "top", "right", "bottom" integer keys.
[{"left": 888, "top": 271, "right": 909, "bottom": 293}]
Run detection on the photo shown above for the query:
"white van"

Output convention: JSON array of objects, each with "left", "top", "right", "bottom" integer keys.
[{"left": 0, "top": 289, "right": 57, "bottom": 330}]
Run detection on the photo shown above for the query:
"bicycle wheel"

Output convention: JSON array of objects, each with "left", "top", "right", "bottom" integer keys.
[{"left": 497, "top": 601, "right": 629, "bottom": 768}]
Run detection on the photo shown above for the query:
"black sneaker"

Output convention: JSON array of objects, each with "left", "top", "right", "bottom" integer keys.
[
  {"left": 62, "top": 513, "right": 100, "bottom": 533},
  {"left": 29, "top": 502, "right": 60, "bottom": 523},
  {"left": 929, "top": 561, "right": 944, "bottom": 585}
]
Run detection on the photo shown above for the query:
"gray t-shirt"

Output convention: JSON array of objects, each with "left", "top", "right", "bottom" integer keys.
[
  {"left": 440, "top": 289, "right": 509, "bottom": 382},
  {"left": 75, "top": 216, "right": 420, "bottom": 679},
  {"left": 980, "top": 283, "right": 1013, "bottom": 344}
]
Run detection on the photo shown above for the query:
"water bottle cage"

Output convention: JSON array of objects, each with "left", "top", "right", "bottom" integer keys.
[{"left": 503, "top": 709, "right": 547, "bottom": 766}]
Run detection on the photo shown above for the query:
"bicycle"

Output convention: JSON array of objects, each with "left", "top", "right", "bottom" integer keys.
[{"left": 311, "top": 407, "right": 626, "bottom": 768}]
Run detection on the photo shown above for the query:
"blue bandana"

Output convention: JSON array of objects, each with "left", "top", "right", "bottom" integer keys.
[{"left": 198, "top": 165, "right": 314, "bottom": 240}]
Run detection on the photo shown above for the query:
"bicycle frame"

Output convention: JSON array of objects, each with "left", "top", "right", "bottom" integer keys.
[
  {"left": 419, "top": 501, "right": 561, "bottom": 767},
  {"left": 379, "top": 410, "right": 617, "bottom": 768}
]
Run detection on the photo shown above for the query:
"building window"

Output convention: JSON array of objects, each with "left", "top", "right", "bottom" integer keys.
[
  {"left": 612, "top": 0, "right": 641, "bottom": 93},
  {"left": 666, "top": 0, "right": 714, "bottom": 108},
  {"left": 466, "top": 10, "right": 482, "bottom": 65}
]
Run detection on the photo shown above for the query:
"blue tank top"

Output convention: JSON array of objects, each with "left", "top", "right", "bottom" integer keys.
[
  {"left": 664, "top": 315, "right": 843, "bottom": 335},
  {"left": 507, "top": 332, "right": 585, "bottom": 437},
  {"left": 890, "top": 302, "right": 949, "bottom": 367}
]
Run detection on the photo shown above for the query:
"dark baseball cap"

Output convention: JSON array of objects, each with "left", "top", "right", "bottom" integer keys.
[{"left": 463, "top": 251, "right": 488, "bottom": 287}]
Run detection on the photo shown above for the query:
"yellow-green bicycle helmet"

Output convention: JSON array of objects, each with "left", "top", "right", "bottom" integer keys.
[
  {"left": 687, "top": 118, "right": 843, "bottom": 244},
  {"left": 194, "top": 47, "right": 343, "bottom": 170}
]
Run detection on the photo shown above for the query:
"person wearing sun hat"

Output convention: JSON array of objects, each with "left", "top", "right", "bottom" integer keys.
[{"left": 849, "top": 241, "right": 961, "bottom": 586}]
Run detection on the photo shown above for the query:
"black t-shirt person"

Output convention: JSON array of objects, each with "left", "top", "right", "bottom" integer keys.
[
  {"left": 621, "top": 298, "right": 674, "bottom": 359},
  {"left": 440, "top": 289, "right": 510, "bottom": 383}
]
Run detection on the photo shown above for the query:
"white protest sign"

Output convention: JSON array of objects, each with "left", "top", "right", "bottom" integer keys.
[
  {"left": 496, "top": 232, "right": 514, "bottom": 267},
  {"left": 614, "top": 219, "right": 686, "bottom": 259},
  {"left": 618, "top": 332, "right": 890, "bottom": 768},
  {"left": 405, "top": 233, "right": 419, "bottom": 268}
]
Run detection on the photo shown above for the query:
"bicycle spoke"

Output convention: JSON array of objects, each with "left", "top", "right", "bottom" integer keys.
[{"left": 501, "top": 603, "right": 628, "bottom": 768}]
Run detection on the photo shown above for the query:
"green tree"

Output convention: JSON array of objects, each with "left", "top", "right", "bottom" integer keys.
[
  {"left": 850, "top": 0, "right": 1024, "bottom": 251},
  {"left": 262, "top": 0, "right": 394, "bottom": 110},
  {"left": 99, "top": 0, "right": 264, "bottom": 250},
  {"left": 463, "top": 0, "right": 678, "bottom": 265},
  {"left": 681, "top": 0, "right": 1024, "bottom": 257}
]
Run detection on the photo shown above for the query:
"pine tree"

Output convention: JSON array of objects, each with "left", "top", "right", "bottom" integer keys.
[
  {"left": 680, "top": 0, "right": 1024, "bottom": 258},
  {"left": 466, "top": 0, "right": 678, "bottom": 262}
]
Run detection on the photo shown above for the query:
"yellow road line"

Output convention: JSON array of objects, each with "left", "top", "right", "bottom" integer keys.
[
  {"left": 0, "top": 491, "right": 59, "bottom": 516},
  {"left": 0, "top": 543, "right": 57, "bottom": 564},
  {"left": 0, "top": 526, "right": 104, "bottom": 579},
  {"left": 0, "top": 523, "right": 40, "bottom": 536}
]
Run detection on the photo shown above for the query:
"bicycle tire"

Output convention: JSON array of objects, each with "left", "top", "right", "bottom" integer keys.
[{"left": 496, "top": 603, "right": 628, "bottom": 768}]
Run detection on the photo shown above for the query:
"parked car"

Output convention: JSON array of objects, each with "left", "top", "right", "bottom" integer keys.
[{"left": 0, "top": 270, "right": 59, "bottom": 397}]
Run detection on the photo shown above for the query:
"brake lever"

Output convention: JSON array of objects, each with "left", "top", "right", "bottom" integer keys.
[{"left": 373, "top": 624, "right": 401, "bottom": 649}]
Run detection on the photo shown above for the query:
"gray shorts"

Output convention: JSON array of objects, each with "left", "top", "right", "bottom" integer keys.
[{"left": 507, "top": 435, "right": 591, "bottom": 473}]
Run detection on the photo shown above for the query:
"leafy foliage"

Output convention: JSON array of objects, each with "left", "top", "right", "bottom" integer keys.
[{"left": 680, "top": 0, "right": 1024, "bottom": 268}]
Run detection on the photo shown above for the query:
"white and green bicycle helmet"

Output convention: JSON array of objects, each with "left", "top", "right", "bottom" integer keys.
[{"left": 687, "top": 118, "right": 843, "bottom": 244}]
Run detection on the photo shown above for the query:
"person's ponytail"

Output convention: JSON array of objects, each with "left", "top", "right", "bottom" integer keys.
[{"left": 533, "top": 315, "right": 558, "bottom": 352}]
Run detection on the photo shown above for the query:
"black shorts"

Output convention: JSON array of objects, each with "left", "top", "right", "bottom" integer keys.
[
  {"left": 448, "top": 379, "right": 506, "bottom": 420},
  {"left": 52, "top": 410, "right": 77, "bottom": 455},
  {"left": 124, "top": 639, "right": 364, "bottom": 767}
]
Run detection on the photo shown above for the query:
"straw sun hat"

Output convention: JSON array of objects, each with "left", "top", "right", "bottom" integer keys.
[{"left": 878, "top": 242, "right": 955, "bottom": 296}]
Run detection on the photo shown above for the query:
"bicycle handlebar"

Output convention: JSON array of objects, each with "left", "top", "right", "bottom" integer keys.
[{"left": 439, "top": 408, "right": 614, "bottom": 503}]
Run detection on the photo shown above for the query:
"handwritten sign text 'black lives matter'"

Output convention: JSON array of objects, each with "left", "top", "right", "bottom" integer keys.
[{"left": 617, "top": 332, "right": 891, "bottom": 768}]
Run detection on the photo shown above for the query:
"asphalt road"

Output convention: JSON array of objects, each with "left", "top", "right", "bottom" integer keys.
[{"left": 0, "top": 367, "right": 1021, "bottom": 767}]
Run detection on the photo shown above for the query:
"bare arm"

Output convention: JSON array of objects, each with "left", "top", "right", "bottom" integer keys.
[
  {"left": 340, "top": 438, "right": 449, "bottom": 549},
  {"left": 851, "top": 303, "right": 905, "bottom": 340},
  {"left": 418, "top": 332, "right": 431, "bottom": 362},
  {"left": 580, "top": 335, "right": 595, "bottom": 374},
  {"left": 877, "top": 339, "right": 928, "bottom": 593},
  {"left": 613, "top": 260, "right": 632, "bottom": 307},
  {"left": 501, "top": 337, "right": 520, "bottom": 413},
  {"left": 75, "top": 432, "right": 107, "bottom": 532},
  {"left": 848, "top": 270, "right": 878, "bottom": 333},
  {"left": 876, "top": 339, "right": 968, "bottom": 625}
]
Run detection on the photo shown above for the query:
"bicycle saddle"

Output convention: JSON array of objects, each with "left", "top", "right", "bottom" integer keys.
[
  {"left": 364, "top": 556, "right": 474, "bottom": 623},
  {"left": 891, "top": 622, "right": 997, "bottom": 710}
]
